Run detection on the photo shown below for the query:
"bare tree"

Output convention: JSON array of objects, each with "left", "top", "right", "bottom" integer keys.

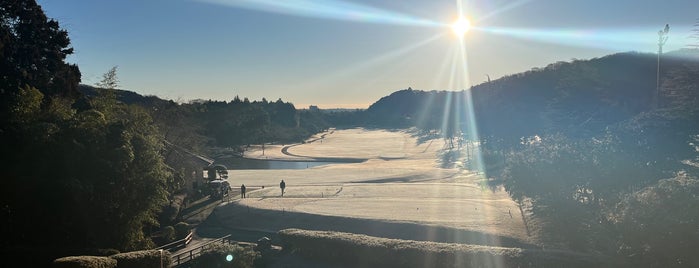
[
  {"left": 656, "top": 24, "right": 669, "bottom": 109},
  {"left": 95, "top": 65, "right": 119, "bottom": 89},
  {"left": 689, "top": 18, "right": 699, "bottom": 49},
  {"left": 92, "top": 66, "right": 119, "bottom": 117}
]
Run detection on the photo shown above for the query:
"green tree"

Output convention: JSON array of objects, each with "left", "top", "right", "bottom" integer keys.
[
  {"left": 8, "top": 85, "right": 43, "bottom": 124},
  {"left": 91, "top": 66, "right": 120, "bottom": 118},
  {"left": 0, "top": 0, "right": 81, "bottom": 118}
]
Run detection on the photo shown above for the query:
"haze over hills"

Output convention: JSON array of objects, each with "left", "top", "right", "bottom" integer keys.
[
  {"left": 364, "top": 49, "right": 699, "bottom": 136},
  {"left": 82, "top": 49, "right": 699, "bottom": 150}
]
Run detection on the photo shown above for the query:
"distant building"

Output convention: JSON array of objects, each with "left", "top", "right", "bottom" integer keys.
[{"left": 309, "top": 105, "right": 319, "bottom": 111}]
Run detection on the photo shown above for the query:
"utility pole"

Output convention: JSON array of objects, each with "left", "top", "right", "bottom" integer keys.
[
  {"left": 689, "top": 19, "right": 699, "bottom": 49},
  {"left": 656, "top": 24, "right": 669, "bottom": 109}
]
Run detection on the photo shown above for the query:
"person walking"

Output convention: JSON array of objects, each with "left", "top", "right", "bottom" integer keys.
[
  {"left": 241, "top": 184, "right": 246, "bottom": 199},
  {"left": 280, "top": 180, "right": 286, "bottom": 197}
]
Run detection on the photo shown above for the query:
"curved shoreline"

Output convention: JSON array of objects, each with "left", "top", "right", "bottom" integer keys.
[
  {"left": 227, "top": 129, "right": 369, "bottom": 164},
  {"left": 280, "top": 143, "right": 367, "bottom": 163}
]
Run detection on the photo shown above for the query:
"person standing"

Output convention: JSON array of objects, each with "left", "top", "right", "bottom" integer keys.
[
  {"left": 241, "top": 184, "right": 246, "bottom": 199},
  {"left": 280, "top": 180, "right": 286, "bottom": 197}
]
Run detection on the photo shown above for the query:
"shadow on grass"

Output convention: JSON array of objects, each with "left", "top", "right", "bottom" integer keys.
[{"left": 196, "top": 202, "right": 539, "bottom": 250}]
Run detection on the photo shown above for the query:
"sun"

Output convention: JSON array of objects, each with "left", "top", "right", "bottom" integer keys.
[{"left": 451, "top": 17, "right": 471, "bottom": 36}]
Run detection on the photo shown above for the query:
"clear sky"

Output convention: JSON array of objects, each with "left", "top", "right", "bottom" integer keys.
[{"left": 38, "top": 0, "right": 698, "bottom": 109}]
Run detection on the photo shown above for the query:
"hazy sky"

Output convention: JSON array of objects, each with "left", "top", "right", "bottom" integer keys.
[{"left": 38, "top": 0, "right": 698, "bottom": 108}]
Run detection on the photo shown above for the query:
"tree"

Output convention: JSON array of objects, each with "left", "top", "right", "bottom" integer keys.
[
  {"left": 0, "top": 3, "right": 172, "bottom": 264},
  {"left": 95, "top": 66, "right": 119, "bottom": 89},
  {"left": 91, "top": 66, "right": 120, "bottom": 118},
  {"left": 0, "top": 0, "right": 81, "bottom": 115}
]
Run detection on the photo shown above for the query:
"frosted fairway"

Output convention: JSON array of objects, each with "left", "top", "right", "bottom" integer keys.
[{"left": 219, "top": 128, "right": 534, "bottom": 246}]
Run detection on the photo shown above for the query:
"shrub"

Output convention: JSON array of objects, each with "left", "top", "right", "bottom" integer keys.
[
  {"left": 52, "top": 256, "right": 116, "bottom": 268},
  {"left": 111, "top": 250, "right": 171, "bottom": 268},
  {"left": 174, "top": 222, "right": 191, "bottom": 239},
  {"left": 188, "top": 242, "right": 260, "bottom": 268},
  {"left": 278, "top": 228, "right": 607, "bottom": 268},
  {"left": 162, "top": 226, "right": 176, "bottom": 243},
  {"left": 612, "top": 172, "right": 699, "bottom": 267}
]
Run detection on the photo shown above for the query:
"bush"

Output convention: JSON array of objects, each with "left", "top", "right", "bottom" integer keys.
[
  {"left": 52, "top": 256, "right": 116, "bottom": 268},
  {"left": 111, "top": 250, "right": 171, "bottom": 268},
  {"left": 278, "top": 228, "right": 607, "bottom": 268},
  {"left": 161, "top": 226, "right": 176, "bottom": 243},
  {"left": 174, "top": 222, "right": 191, "bottom": 240},
  {"left": 612, "top": 172, "right": 699, "bottom": 267},
  {"left": 188, "top": 242, "right": 260, "bottom": 268}
]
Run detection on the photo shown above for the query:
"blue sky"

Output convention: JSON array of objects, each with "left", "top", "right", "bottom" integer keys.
[{"left": 38, "top": 0, "right": 698, "bottom": 108}]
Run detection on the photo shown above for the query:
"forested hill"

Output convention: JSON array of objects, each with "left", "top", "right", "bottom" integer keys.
[
  {"left": 362, "top": 50, "right": 699, "bottom": 266},
  {"left": 78, "top": 84, "right": 173, "bottom": 107},
  {"left": 77, "top": 84, "right": 330, "bottom": 153},
  {"left": 364, "top": 49, "right": 699, "bottom": 145}
]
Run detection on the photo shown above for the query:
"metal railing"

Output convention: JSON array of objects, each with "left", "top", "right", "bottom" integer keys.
[
  {"left": 156, "top": 231, "right": 194, "bottom": 252},
  {"left": 170, "top": 234, "right": 235, "bottom": 267}
]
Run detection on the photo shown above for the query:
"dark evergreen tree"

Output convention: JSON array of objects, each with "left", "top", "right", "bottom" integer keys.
[{"left": 0, "top": 0, "right": 81, "bottom": 114}]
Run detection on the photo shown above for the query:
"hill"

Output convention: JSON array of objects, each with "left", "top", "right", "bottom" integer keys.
[
  {"left": 353, "top": 49, "right": 699, "bottom": 266},
  {"left": 78, "top": 84, "right": 173, "bottom": 107},
  {"left": 363, "top": 49, "right": 699, "bottom": 145}
]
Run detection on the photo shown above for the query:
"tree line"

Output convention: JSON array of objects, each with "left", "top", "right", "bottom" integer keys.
[{"left": 0, "top": 1, "right": 328, "bottom": 265}]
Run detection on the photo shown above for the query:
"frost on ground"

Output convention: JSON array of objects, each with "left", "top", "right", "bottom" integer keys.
[
  {"left": 210, "top": 128, "right": 535, "bottom": 247},
  {"left": 276, "top": 229, "right": 604, "bottom": 268}
]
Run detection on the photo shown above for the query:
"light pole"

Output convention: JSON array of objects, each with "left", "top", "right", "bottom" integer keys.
[{"left": 656, "top": 24, "right": 669, "bottom": 109}]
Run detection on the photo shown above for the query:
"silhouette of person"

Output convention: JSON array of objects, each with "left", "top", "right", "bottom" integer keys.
[
  {"left": 241, "top": 184, "right": 246, "bottom": 199},
  {"left": 280, "top": 180, "right": 286, "bottom": 197}
]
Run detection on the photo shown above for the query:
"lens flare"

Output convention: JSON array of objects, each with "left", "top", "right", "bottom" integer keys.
[
  {"left": 196, "top": 0, "right": 442, "bottom": 27},
  {"left": 452, "top": 17, "right": 471, "bottom": 36}
]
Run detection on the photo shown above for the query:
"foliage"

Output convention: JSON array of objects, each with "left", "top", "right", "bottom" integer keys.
[
  {"left": 52, "top": 249, "right": 171, "bottom": 268},
  {"left": 174, "top": 222, "right": 191, "bottom": 239},
  {"left": 278, "top": 228, "right": 607, "bottom": 268},
  {"left": 612, "top": 172, "right": 699, "bottom": 267},
  {"left": 95, "top": 66, "right": 119, "bottom": 90},
  {"left": 0, "top": 0, "right": 81, "bottom": 117},
  {"left": 52, "top": 256, "right": 117, "bottom": 268},
  {"left": 110, "top": 250, "right": 172, "bottom": 268},
  {"left": 188, "top": 242, "right": 260, "bottom": 268},
  {"left": 0, "top": 2, "right": 173, "bottom": 263},
  {"left": 161, "top": 226, "right": 176, "bottom": 243},
  {"left": 87, "top": 66, "right": 123, "bottom": 140},
  {"left": 8, "top": 85, "right": 43, "bottom": 123},
  {"left": 501, "top": 134, "right": 616, "bottom": 250}
]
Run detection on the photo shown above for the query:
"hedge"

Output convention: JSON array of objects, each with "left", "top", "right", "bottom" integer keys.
[
  {"left": 52, "top": 256, "right": 116, "bottom": 268},
  {"left": 278, "top": 228, "right": 610, "bottom": 268}
]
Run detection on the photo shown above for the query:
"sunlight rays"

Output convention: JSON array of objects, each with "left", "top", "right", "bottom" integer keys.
[
  {"left": 197, "top": 0, "right": 443, "bottom": 27},
  {"left": 473, "top": 26, "right": 658, "bottom": 52},
  {"left": 440, "top": 91, "right": 453, "bottom": 146},
  {"left": 447, "top": 5, "right": 499, "bottom": 266},
  {"left": 473, "top": 0, "right": 535, "bottom": 23},
  {"left": 456, "top": 37, "right": 471, "bottom": 91},
  {"left": 430, "top": 44, "right": 457, "bottom": 89},
  {"left": 298, "top": 32, "right": 445, "bottom": 91}
]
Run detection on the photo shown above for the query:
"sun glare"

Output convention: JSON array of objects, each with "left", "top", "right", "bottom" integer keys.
[{"left": 451, "top": 17, "right": 471, "bottom": 36}]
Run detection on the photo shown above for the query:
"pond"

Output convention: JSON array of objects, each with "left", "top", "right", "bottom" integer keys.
[{"left": 213, "top": 157, "right": 345, "bottom": 170}]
